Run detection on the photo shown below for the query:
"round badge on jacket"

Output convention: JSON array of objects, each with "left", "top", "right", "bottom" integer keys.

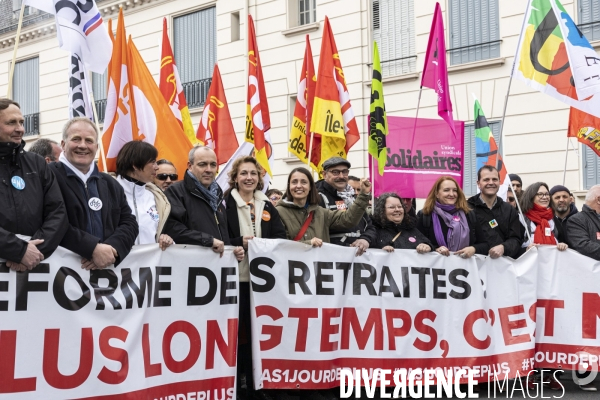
[
  {"left": 11, "top": 176, "right": 25, "bottom": 190},
  {"left": 409, "top": 237, "right": 417, "bottom": 243},
  {"left": 262, "top": 210, "right": 271, "bottom": 221},
  {"left": 88, "top": 197, "right": 103, "bottom": 211}
]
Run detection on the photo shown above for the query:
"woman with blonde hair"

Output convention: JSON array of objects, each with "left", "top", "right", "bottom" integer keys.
[
  {"left": 417, "top": 176, "right": 488, "bottom": 258},
  {"left": 223, "top": 156, "right": 285, "bottom": 399}
]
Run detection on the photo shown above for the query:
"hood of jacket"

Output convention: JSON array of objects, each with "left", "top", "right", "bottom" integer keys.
[{"left": 0, "top": 140, "right": 25, "bottom": 165}]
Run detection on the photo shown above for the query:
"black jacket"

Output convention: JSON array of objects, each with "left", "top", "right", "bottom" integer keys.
[
  {"left": 225, "top": 193, "right": 286, "bottom": 245},
  {"left": 566, "top": 204, "right": 600, "bottom": 260},
  {"left": 416, "top": 209, "right": 489, "bottom": 255},
  {"left": 0, "top": 141, "right": 68, "bottom": 262},
  {"left": 50, "top": 161, "right": 138, "bottom": 264},
  {"left": 372, "top": 216, "right": 432, "bottom": 250},
  {"left": 315, "top": 180, "right": 376, "bottom": 246},
  {"left": 164, "top": 172, "right": 230, "bottom": 247},
  {"left": 553, "top": 203, "right": 578, "bottom": 244},
  {"left": 467, "top": 195, "right": 523, "bottom": 258}
]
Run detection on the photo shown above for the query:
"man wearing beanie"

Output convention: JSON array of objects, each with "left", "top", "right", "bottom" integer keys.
[
  {"left": 550, "top": 185, "right": 578, "bottom": 245},
  {"left": 509, "top": 173, "right": 523, "bottom": 200}
]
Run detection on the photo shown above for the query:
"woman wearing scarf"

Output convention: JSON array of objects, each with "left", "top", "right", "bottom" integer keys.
[
  {"left": 372, "top": 192, "right": 432, "bottom": 253},
  {"left": 223, "top": 156, "right": 286, "bottom": 400},
  {"left": 519, "top": 182, "right": 568, "bottom": 252},
  {"left": 417, "top": 176, "right": 489, "bottom": 258}
]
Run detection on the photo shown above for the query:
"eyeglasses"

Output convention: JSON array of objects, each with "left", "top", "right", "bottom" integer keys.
[
  {"left": 386, "top": 206, "right": 404, "bottom": 210},
  {"left": 156, "top": 173, "right": 178, "bottom": 181},
  {"left": 327, "top": 169, "right": 349, "bottom": 176},
  {"left": 536, "top": 192, "right": 550, "bottom": 198},
  {"left": 269, "top": 196, "right": 281, "bottom": 201}
]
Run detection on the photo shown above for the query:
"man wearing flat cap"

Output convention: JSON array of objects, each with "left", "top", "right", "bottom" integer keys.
[
  {"left": 550, "top": 185, "right": 578, "bottom": 245},
  {"left": 315, "top": 156, "right": 376, "bottom": 255}
]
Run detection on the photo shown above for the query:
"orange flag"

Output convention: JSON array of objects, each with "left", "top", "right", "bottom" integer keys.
[
  {"left": 568, "top": 106, "right": 600, "bottom": 157},
  {"left": 310, "top": 17, "right": 360, "bottom": 167},
  {"left": 100, "top": 10, "right": 192, "bottom": 175},
  {"left": 245, "top": 15, "right": 273, "bottom": 177},
  {"left": 159, "top": 18, "right": 199, "bottom": 145},
  {"left": 197, "top": 64, "right": 238, "bottom": 164},
  {"left": 100, "top": 9, "right": 135, "bottom": 172},
  {"left": 289, "top": 35, "right": 320, "bottom": 173}
]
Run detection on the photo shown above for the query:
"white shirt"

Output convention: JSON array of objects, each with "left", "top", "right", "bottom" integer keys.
[{"left": 116, "top": 176, "right": 159, "bottom": 245}]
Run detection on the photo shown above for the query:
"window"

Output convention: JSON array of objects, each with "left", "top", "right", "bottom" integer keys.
[
  {"left": 583, "top": 146, "right": 600, "bottom": 189},
  {"left": 174, "top": 7, "right": 216, "bottom": 109},
  {"left": 448, "top": 0, "right": 500, "bottom": 65},
  {"left": 579, "top": 0, "right": 600, "bottom": 42},
  {"left": 12, "top": 0, "right": 35, "bottom": 18},
  {"left": 12, "top": 57, "right": 39, "bottom": 136},
  {"left": 299, "top": 0, "right": 316, "bottom": 25},
  {"left": 372, "top": 0, "right": 416, "bottom": 77},
  {"left": 92, "top": 71, "right": 108, "bottom": 123},
  {"left": 463, "top": 121, "right": 502, "bottom": 196}
]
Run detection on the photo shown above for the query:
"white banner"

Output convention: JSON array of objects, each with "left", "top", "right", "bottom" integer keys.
[
  {"left": 533, "top": 247, "right": 600, "bottom": 373},
  {"left": 248, "top": 239, "right": 538, "bottom": 389},
  {"left": 0, "top": 244, "right": 239, "bottom": 399}
]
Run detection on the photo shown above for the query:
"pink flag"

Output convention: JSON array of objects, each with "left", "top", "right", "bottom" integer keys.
[{"left": 421, "top": 2, "right": 456, "bottom": 136}]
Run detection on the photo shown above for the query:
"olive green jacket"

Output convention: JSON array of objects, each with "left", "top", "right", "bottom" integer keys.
[{"left": 276, "top": 192, "right": 370, "bottom": 244}]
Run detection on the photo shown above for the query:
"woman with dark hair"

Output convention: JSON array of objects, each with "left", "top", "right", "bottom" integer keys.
[
  {"left": 153, "top": 159, "right": 178, "bottom": 191},
  {"left": 276, "top": 167, "right": 372, "bottom": 246},
  {"left": 116, "top": 141, "right": 173, "bottom": 249},
  {"left": 223, "top": 156, "right": 286, "bottom": 399},
  {"left": 372, "top": 193, "right": 432, "bottom": 252},
  {"left": 417, "top": 176, "right": 489, "bottom": 258},
  {"left": 519, "top": 182, "right": 568, "bottom": 252}
]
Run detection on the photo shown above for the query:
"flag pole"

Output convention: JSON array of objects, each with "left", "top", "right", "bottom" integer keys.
[
  {"left": 7, "top": 2, "right": 26, "bottom": 98},
  {"left": 86, "top": 68, "right": 108, "bottom": 173},
  {"left": 562, "top": 136, "right": 569, "bottom": 185},
  {"left": 496, "top": 0, "right": 533, "bottom": 168},
  {"left": 409, "top": 86, "right": 423, "bottom": 151}
]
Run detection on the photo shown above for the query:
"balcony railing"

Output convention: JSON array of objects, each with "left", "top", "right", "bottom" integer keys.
[
  {"left": 183, "top": 78, "right": 212, "bottom": 109},
  {"left": 23, "top": 113, "right": 39, "bottom": 137},
  {"left": 95, "top": 99, "right": 107, "bottom": 124}
]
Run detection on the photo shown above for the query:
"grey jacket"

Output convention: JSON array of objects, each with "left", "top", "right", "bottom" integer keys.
[{"left": 566, "top": 204, "right": 600, "bottom": 261}]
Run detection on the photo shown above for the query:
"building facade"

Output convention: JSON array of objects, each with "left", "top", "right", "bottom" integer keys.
[{"left": 0, "top": 0, "right": 597, "bottom": 199}]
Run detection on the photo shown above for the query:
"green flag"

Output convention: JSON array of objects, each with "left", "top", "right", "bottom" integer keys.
[{"left": 369, "top": 42, "right": 388, "bottom": 175}]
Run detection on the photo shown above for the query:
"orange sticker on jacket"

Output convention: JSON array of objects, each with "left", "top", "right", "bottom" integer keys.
[{"left": 262, "top": 210, "right": 271, "bottom": 221}]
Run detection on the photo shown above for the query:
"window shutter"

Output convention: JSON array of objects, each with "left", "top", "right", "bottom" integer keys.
[
  {"left": 579, "top": 0, "right": 600, "bottom": 42},
  {"left": 372, "top": 0, "right": 415, "bottom": 77},
  {"left": 583, "top": 146, "right": 600, "bottom": 189},
  {"left": 13, "top": 57, "right": 39, "bottom": 116},
  {"left": 174, "top": 7, "right": 216, "bottom": 108},
  {"left": 92, "top": 71, "right": 107, "bottom": 101},
  {"left": 449, "top": 0, "right": 500, "bottom": 65}
]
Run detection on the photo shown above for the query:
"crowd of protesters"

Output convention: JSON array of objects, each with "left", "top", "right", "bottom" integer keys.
[{"left": 2, "top": 98, "right": 600, "bottom": 399}]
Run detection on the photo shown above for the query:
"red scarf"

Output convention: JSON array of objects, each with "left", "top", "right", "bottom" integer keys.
[{"left": 525, "top": 204, "right": 556, "bottom": 245}]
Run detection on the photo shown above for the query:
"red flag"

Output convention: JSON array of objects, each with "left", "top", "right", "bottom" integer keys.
[
  {"left": 159, "top": 18, "right": 199, "bottom": 145},
  {"left": 568, "top": 107, "right": 600, "bottom": 157},
  {"left": 421, "top": 2, "right": 455, "bottom": 136},
  {"left": 245, "top": 15, "right": 273, "bottom": 177},
  {"left": 197, "top": 64, "right": 239, "bottom": 164},
  {"left": 289, "top": 35, "right": 320, "bottom": 171}
]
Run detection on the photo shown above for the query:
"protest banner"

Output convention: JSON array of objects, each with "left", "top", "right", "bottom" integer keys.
[
  {"left": 533, "top": 246, "right": 600, "bottom": 376},
  {"left": 0, "top": 244, "right": 239, "bottom": 399},
  {"left": 248, "top": 239, "right": 536, "bottom": 390},
  {"left": 371, "top": 116, "right": 464, "bottom": 199}
]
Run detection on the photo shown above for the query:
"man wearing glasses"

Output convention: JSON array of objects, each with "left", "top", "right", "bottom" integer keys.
[
  {"left": 153, "top": 159, "right": 178, "bottom": 191},
  {"left": 315, "top": 156, "right": 376, "bottom": 255},
  {"left": 467, "top": 165, "right": 522, "bottom": 259}
]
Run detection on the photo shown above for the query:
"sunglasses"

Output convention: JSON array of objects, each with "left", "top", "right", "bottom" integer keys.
[{"left": 156, "top": 173, "right": 178, "bottom": 181}]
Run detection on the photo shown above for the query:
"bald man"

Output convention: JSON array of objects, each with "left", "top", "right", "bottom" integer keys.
[
  {"left": 566, "top": 185, "right": 600, "bottom": 260},
  {"left": 164, "top": 146, "right": 243, "bottom": 261}
]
